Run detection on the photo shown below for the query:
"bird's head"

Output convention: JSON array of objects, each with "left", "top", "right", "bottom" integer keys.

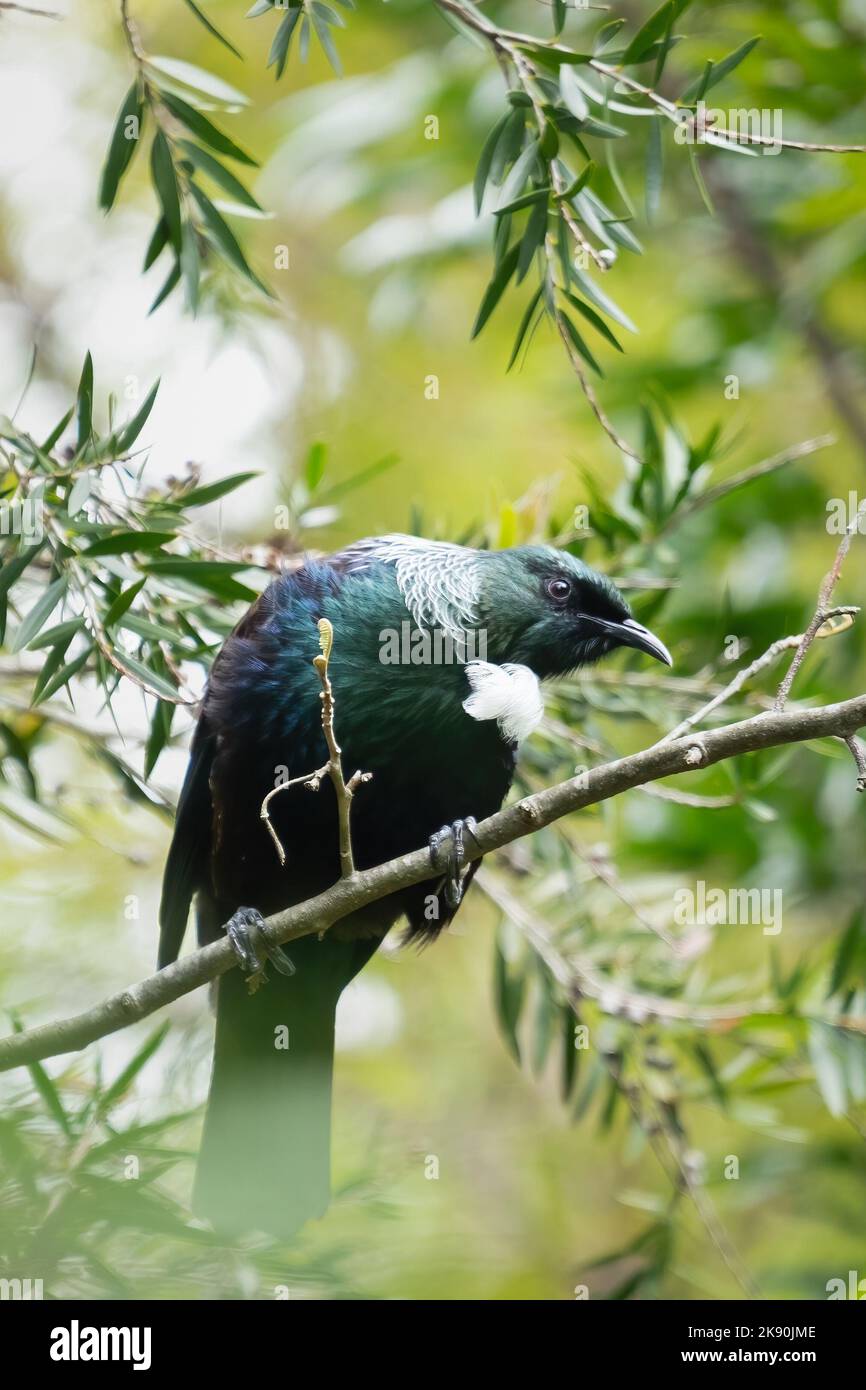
[{"left": 482, "top": 545, "right": 672, "bottom": 679}]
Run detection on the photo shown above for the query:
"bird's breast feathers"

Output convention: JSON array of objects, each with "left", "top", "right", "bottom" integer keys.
[{"left": 461, "top": 660, "right": 544, "bottom": 743}]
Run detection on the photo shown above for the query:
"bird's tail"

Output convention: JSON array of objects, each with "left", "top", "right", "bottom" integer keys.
[{"left": 193, "top": 932, "right": 376, "bottom": 1240}]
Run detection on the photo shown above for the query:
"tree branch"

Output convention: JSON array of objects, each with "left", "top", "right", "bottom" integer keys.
[{"left": 3, "top": 693, "right": 866, "bottom": 1073}]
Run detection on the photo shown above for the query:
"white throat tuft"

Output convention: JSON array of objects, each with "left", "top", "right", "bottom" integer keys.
[{"left": 462, "top": 661, "right": 544, "bottom": 744}]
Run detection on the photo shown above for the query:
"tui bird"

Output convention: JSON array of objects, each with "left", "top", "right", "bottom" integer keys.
[{"left": 158, "top": 535, "right": 671, "bottom": 1238}]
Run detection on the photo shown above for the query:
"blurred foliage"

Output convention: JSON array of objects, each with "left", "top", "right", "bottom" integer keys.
[{"left": 1, "top": 0, "right": 866, "bottom": 1301}]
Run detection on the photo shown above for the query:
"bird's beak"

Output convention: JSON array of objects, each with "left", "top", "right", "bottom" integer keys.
[{"left": 590, "top": 616, "right": 673, "bottom": 666}]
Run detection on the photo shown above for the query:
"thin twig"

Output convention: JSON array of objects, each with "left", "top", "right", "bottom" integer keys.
[
  {"left": 0, "top": 1, "right": 60, "bottom": 15},
  {"left": 259, "top": 620, "right": 371, "bottom": 875},
  {"left": 660, "top": 608, "right": 858, "bottom": 744},
  {"left": 775, "top": 507, "right": 865, "bottom": 710},
  {"left": 844, "top": 735, "right": 866, "bottom": 793},
  {"left": 655, "top": 436, "right": 835, "bottom": 539}
]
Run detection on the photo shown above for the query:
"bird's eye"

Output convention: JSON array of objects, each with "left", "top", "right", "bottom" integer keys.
[{"left": 547, "top": 577, "right": 572, "bottom": 602}]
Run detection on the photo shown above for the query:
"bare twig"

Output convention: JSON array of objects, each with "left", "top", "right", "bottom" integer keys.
[
  {"left": 0, "top": 1, "right": 60, "bottom": 16},
  {"left": 2, "top": 692, "right": 866, "bottom": 1072},
  {"left": 655, "top": 436, "right": 835, "bottom": 540},
  {"left": 259, "top": 619, "right": 371, "bottom": 874},
  {"left": 554, "top": 309, "right": 639, "bottom": 459},
  {"left": 660, "top": 608, "right": 858, "bottom": 744},
  {"left": 775, "top": 508, "right": 865, "bottom": 710},
  {"left": 844, "top": 735, "right": 866, "bottom": 793}
]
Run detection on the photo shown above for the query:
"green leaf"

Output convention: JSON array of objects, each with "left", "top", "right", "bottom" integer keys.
[
  {"left": 493, "top": 929, "right": 525, "bottom": 1065},
  {"left": 188, "top": 183, "right": 272, "bottom": 296},
  {"left": 497, "top": 140, "right": 540, "bottom": 210},
  {"left": 30, "top": 1063, "right": 74, "bottom": 1135},
  {"left": 98, "top": 83, "right": 144, "bottom": 212},
  {"left": 471, "top": 240, "right": 520, "bottom": 339},
  {"left": 119, "top": 613, "right": 184, "bottom": 645},
  {"left": 178, "top": 140, "right": 261, "bottom": 209},
  {"left": 828, "top": 910, "right": 866, "bottom": 999},
  {"left": 560, "top": 65, "right": 589, "bottom": 121},
  {"left": 808, "top": 1021, "right": 848, "bottom": 1117},
  {"left": 507, "top": 284, "right": 543, "bottom": 371},
  {"left": 516, "top": 195, "right": 548, "bottom": 283},
  {"left": 558, "top": 161, "right": 595, "bottom": 201},
  {"left": 118, "top": 651, "right": 182, "bottom": 701},
  {"left": 559, "top": 310, "right": 602, "bottom": 375},
  {"left": 97, "top": 1022, "right": 172, "bottom": 1114},
  {"left": 490, "top": 108, "right": 526, "bottom": 187},
  {"left": 148, "top": 259, "right": 181, "bottom": 314},
  {"left": 532, "top": 969, "right": 557, "bottom": 1075},
  {"left": 12, "top": 576, "right": 68, "bottom": 653},
  {"left": 103, "top": 577, "right": 146, "bottom": 628},
  {"left": 144, "top": 698, "right": 175, "bottom": 778},
  {"left": 32, "top": 629, "right": 76, "bottom": 700},
  {"left": 180, "top": 470, "right": 259, "bottom": 507},
  {"left": 150, "top": 132, "right": 182, "bottom": 251},
  {"left": 646, "top": 116, "right": 663, "bottom": 222},
  {"left": 580, "top": 117, "right": 626, "bottom": 140},
  {"left": 160, "top": 92, "right": 258, "bottom": 166},
  {"left": 143, "top": 558, "right": 258, "bottom": 603},
  {"left": 305, "top": 442, "right": 327, "bottom": 491},
  {"left": 563, "top": 291, "right": 623, "bottom": 352},
  {"left": 493, "top": 185, "right": 551, "bottom": 217},
  {"left": 594, "top": 18, "right": 625, "bottom": 54},
  {"left": 473, "top": 112, "right": 509, "bottom": 215},
  {"left": 33, "top": 646, "right": 91, "bottom": 705},
  {"left": 622, "top": 1, "right": 692, "bottom": 66},
  {"left": 180, "top": 224, "right": 200, "bottom": 313},
  {"left": 26, "top": 616, "right": 85, "bottom": 651},
  {"left": 114, "top": 380, "right": 160, "bottom": 453},
  {"left": 268, "top": 6, "right": 303, "bottom": 78},
  {"left": 572, "top": 271, "right": 638, "bottom": 333},
  {"left": 0, "top": 541, "right": 45, "bottom": 599},
  {"left": 561, "top": 1005, "right": 579, "bottom": 1100},
  {"left": 82, "top": 530, "right": 175, "bottom": 558},
  {"left": 680, "top": 37, "right": 761, "bottom": 103},
  {"left": 66, "top": 471, "right": 92, "bottom": 517},
  {"left": 314, "top": 452, "right": 398, "bottom": 504},
  {"left": 181, "top": 0, "right": 243, "bottom": 59},
  {"left": 42, "top": 408, "right": 74, "bottom": 453},
  {"left": 148, "top": 56, "right": 250, "bottom": 107},
  {"left": 686, "top": 144, "right": 714, "bottom": 214},
  {"left": 143, "top": 219, "right": 169, "bottom": 271},
  {"left": 75, "top": 351, "right": 94, "bottom": 453},
  {"left": 311, "top": 8, "right": 342, "bottom": 75}
]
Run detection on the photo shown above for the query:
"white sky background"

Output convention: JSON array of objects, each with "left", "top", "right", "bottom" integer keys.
[{"left": 0, "top": 1, "right": 309, "bottom": 532}]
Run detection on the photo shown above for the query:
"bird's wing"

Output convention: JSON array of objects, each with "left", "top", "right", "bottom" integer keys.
[{"left": 157, "top": 716, "right": 215, "bottom": 968}]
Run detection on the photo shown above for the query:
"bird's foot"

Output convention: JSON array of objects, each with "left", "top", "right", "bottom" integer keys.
[
  {"left": 225, "top": 907, "right": 296, "bottom": 994},
  {"left": 429, "top": 817, "right": 479, "bottom": 909}
]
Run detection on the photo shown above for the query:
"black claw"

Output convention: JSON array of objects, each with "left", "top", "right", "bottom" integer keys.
[
  {"left": 225, "top": 906, "right": 295, "bottom": 983},
  {"left": 429, "top": 817, "right": 480, "bottom": 909}
]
